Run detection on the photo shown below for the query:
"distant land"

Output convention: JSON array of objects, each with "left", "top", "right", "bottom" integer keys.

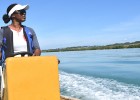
[{"left": 42, "top": 41, "right": 140, "bottom": 52}]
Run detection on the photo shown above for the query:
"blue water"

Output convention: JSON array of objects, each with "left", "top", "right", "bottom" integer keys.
[{"left": 42, "top": 48, "right": 140, "bottom": 100}]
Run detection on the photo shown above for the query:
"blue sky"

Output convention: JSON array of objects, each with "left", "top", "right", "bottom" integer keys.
[{"left": 0, "top": 0, "right": 140, "bottom": 49}]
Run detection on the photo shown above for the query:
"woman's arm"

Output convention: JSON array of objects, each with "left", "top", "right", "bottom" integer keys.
[
  {"left": 0, "top": 29, "right": 3, "bottom": 59},
  {"left": 28, "top": 27, "right": 41, "bottom": 56}
]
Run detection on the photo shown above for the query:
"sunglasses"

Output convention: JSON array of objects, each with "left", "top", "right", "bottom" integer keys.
[{"left": 13, "top": 9, "right": 26, "bottom": 15}]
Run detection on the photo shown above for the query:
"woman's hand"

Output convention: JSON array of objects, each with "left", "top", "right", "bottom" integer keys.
[{"left": 33, "top": 49, "right": 41, "bottom": 56}]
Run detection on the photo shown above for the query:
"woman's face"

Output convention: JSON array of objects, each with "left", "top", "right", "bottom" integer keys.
[{"left": 12, "top": 9, "right": 26, "bottom": 22}]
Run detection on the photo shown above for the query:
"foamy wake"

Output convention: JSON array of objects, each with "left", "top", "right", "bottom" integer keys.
[{"left": 59, "top": 71, "right": 140, "bottom": 100}]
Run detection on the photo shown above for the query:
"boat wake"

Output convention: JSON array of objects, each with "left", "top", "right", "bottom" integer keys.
[{"left": 59, "top": 71, "right": 140, "bottom": 100}]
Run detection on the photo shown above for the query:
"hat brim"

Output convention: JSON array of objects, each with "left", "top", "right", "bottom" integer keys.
[{"left": 15, "top": 4, "right": 29, "bottom": 10}]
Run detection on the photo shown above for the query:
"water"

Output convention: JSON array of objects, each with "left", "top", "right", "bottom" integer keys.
[{"left": 43, "top": 48, "right": 140, "bottom": 100}]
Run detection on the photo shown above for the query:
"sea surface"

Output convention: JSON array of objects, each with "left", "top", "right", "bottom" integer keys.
[{"left": 42, "top": 48, "right": 140, "bottom": 100}]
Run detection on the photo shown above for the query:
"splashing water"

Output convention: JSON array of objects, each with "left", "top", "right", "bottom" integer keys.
[{"left": 60, "top": 71, "right": 140, "bottom": 100}]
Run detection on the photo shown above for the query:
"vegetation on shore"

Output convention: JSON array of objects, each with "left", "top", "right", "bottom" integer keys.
[{"left": 42, "top": 41, "right": 140, "bottom": 52}]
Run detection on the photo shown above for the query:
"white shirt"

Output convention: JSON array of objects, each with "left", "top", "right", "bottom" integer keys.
[{"left": 11, "top": 28, "right": 27, "bottom": 53}]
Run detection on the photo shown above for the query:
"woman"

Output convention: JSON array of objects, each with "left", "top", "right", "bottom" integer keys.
[{"left": 0, "top": 3, "right": 41, "bottom": 63}]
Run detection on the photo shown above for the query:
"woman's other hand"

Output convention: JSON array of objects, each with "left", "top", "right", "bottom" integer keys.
[{"left": 33, "top": 49, "right": 41, "bottom": 56}]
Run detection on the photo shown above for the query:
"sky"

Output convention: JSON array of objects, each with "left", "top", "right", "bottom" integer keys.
[{"left": 0, "top": 0, "right": 140, "bottom": 50}]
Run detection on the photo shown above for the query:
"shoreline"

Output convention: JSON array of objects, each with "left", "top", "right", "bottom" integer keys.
[{"left": 42, "top": 41, "right": 140, "bottom": 52}]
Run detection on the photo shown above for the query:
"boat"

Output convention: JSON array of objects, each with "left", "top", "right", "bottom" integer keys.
[{"left": 0, "top": 53, "right": 79, "bottom": 100}]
